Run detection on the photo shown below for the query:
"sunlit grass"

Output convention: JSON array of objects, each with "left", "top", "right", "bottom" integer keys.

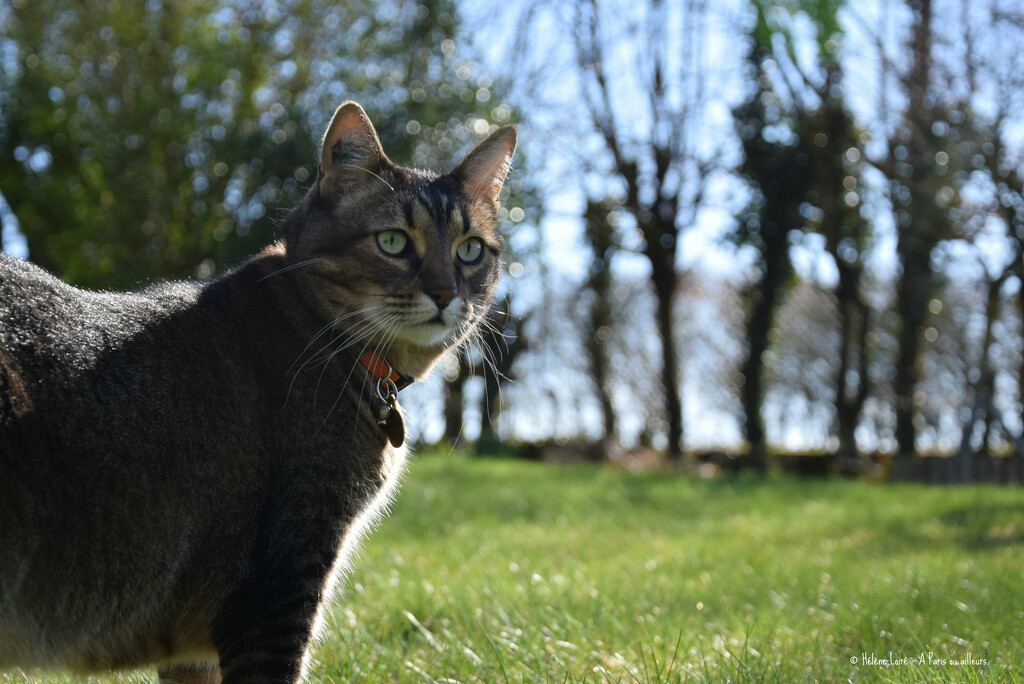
[
  {"left": 6, "top": 453, "right": 1023, "bottom": 682},
  {"left": 317, "top": 454, "right": 1023, "bottom": 683}
]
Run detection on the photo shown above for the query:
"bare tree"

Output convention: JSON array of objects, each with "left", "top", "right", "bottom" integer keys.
[
  {"left": 476, "top": 297, "right": 530, "bottom": 451},
  {"left": 569, "top": 0, "right": 728, "bottom": 460},
  {"left": 734, "top": 0, "right": 875, "bottom": 469},
  {"left": 952, "top": 0, "right": 1024, "bottom": 477}
]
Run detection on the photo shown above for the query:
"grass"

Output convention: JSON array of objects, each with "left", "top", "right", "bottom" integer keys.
[
  {"left": 316, "top": 454, "right": 1023, "bottom": 683},
  {"left": 6, "top": 452, "right": 1024, "bottom": 682}
]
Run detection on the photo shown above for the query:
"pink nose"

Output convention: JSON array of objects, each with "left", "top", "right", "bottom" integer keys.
[{"left": 428, "top": 287, "right": 457, "bottom": 310}]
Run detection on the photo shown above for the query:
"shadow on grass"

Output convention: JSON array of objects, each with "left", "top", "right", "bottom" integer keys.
[
  {"left": 897, "top": 502, "right": 1024, "bottom": 550},
  {"left": 843, "top": 500, "right": 1024, "bottom": 555}
]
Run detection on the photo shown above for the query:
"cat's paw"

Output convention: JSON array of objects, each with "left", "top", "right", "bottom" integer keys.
[{"left": 158, "top": 663, "right": 222, "bottom": 684}]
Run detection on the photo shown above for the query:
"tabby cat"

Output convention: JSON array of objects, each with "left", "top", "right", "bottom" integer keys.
[{"left": 0, "top": 102, "right": 516, "bottom": 683}]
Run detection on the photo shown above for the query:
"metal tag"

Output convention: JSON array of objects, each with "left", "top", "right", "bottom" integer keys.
[
  {"left": 384, "top": 406, "right": 405, "bottom": 448},
  {"left": 372, "top": 377, "right": 403, "bottom": 447}
]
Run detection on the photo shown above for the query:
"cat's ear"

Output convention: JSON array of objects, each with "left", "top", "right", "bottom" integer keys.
[
  {"left": 318, "top": 101, "right": 390, "bottom": 196},
  {"left": 454, "top": 125, "right": 518, "bottom": 205}
]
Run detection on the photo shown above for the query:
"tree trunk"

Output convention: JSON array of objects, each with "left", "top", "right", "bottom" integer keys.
[
  {"left": 891, "top": 0, "right": 942, "bottom": 460},
  {"left": 476, "top": 335, "right": 504, "bottom": 452},
  {"left": 582, "top": 200, "right": 619, "bottom": 452},
  {"left": 641, "top": 200, "right": 684, "bottom": 462},
  {"left": 475, "top": 297, "right": 526, "bottom": 452},
  {"left": 956, "top": 275, "right": 1004, "bottom": 481},
  {"left": 585, "top": 301, "right": 618, "bottom": 451},
  {"left": 893, "top": 238, "right": 932, "bottom": 458},
  {"left": 804, "top": 73, "right": 871, "bottom": 471},
  {"left": 653, "top": 270, "right": 683, "bottom": 461},
  {"left": 740, "top": 220, "right": 788, "bottom": 471},
  {"left": 834, "top": 261, "right": 871, "bottom": 470},
  {"left": 444, "top": 363, "right": 467, "bottom": 445},
  {"left": 1018, "top": 293, "right": 1024, "bottom": 481},
  {"left": 740, "top": 297, "right": 768, "bottom": 469}
]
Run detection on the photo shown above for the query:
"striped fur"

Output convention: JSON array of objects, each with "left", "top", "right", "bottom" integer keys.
[{"left": 0, "top": 102, "right": 516, "bottom": 683}]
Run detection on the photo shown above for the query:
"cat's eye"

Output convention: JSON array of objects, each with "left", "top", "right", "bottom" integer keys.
[
  {"left": 457, "top": 238, "right": 484, "bottom": 265},
  {"left": 377, "top": 230, "right": 408, "bottom": 256}
]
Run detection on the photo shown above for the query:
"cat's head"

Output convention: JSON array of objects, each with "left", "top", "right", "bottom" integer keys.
[{"left": 284, "top": 102, "right": 517, "bottom": 379}]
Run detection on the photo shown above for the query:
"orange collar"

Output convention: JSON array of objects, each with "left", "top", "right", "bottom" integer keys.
[{"left": 359, "top": 353, "right": 413, "bottom": 391}]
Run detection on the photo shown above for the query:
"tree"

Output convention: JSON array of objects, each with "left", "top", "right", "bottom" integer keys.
[
  {"left": 806, "top": 89, "right": 873, "bottom": 471},
  {"left": 0, "top": 0, "right": 522, "bottom": 283},
  {"left": 866, "top": 0, "right": 958, "bottom": 459},
  {"left": 441, "top": 292, "right": 530, "bottom": 451},
  {"left": 476, "top": 298, "right": 530, "bottom": 450},
  {"left": 950, "top": 0, "right": 1024, "bottom": 478},
  {"left": 732, "top": 46, "right": 813, "bottom": 469},
  {"left": 750, "top": 0, "right": 873, "bottom": 468},
  {"left": 0, "top": 0, "right": 326, "bottom": 287},
  {"left": 568, "top": 0, "right": 729, "bottom": 460},
  {"left": 581, "top": 198, "right": 620, "bottom": 452}
]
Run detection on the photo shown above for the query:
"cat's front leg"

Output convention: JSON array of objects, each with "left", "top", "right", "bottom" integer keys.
[
  {"left": 158, "top": 663, "right": 221, "bottom": 684},
  {"left": 214, "top": 606, "right": 320, "bottom": 684},
  {"left": 217, "top": 639, "right": 311, "bottom": 684},
  {"left": 212, "top": 549, "right": 334, "bottom": 684}
]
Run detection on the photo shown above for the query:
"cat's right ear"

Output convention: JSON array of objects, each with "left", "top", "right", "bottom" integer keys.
[
  {"left": 454, "top": 125, "right": 518, "bottom": 207},
  {"left": 318, "top": 101, "right": 389, "bottom": 197}
]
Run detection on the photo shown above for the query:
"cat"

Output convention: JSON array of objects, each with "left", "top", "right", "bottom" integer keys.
[{"left": 0, "top": 101, "right": 516, "bottom": 683}]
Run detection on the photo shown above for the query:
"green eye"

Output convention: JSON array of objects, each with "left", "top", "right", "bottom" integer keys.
[
  {"left": 377, "top": 230, "right": 408, "bottom": 256},
  {"left": 457, "top": 237, "right": 483, "bottom": 265}
]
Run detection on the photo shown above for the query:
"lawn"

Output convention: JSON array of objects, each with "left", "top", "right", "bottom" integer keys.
[
  {"left": 6, "top": 452, "right": 1023, "bottom": 683},
  {"left": 318, "top": 454, "right": 1023, "bottom": 683}
]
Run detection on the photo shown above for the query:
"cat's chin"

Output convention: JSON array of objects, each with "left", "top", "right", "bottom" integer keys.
[{"left": 395, "top": 322, "right": 457, "bottom": 349}]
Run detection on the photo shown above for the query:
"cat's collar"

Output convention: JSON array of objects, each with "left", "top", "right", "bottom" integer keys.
[{"left": 359, "top": 353, "right": 414, "bottom": 392}]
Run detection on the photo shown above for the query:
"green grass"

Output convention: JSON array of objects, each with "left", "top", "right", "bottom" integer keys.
[
  {"left": 315, "top": 455, "right": 1023, "bottom": 683},
  {"left": 7, "top": 453, "right": 1024, "bottom": 682}
]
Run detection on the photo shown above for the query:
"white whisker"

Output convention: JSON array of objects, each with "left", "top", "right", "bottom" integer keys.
[
  {"left": 258, "top": 258, "right": 329, "bottom": 282},
  {"left": 322, "top": 312, "right": 404, "bottom": 431},
  {"left": 285, "top": 304, "right": 387, "bottom": 404},
  {"left": 317, "top": 312, "right": 399, "bottom": 413},
  {"left": 339, "top": 164, "right": 397, "bottom": 197}
]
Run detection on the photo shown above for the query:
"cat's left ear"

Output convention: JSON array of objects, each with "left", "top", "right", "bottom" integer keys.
[
  {"left": 318, "top": 101, "right": 390, "bottom": 196},
  {"left": 454, "top": 125, "right": 518, "bottom": 205}
]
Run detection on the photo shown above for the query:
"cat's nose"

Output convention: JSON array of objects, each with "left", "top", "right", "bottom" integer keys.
[{"left": 428, "top": 287, "right": 457, "bottom": 310}]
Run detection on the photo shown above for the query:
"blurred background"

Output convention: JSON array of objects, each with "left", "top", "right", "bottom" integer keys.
[{"left": 3, "top": 0, "right": 1024, "bottom": 483}]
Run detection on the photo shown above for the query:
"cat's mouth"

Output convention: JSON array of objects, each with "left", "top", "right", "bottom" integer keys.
[
  {"left": 384, "top": 295, "right": 466, "bottom": 347},
  {"left": 354, "top": 295, "right": 466, "bottom": 349}
]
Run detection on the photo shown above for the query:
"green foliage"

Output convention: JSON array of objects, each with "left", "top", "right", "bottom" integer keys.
[
  {"left": 732, "top": 59, "right": 814, "bottom": 259},
  {"left": 12, "top": 456, "right": 1021, "bottom": 683},
  {"left": 0, "top": 0, "right": 524, "bottom": 290},
  {"left": 751, "top": 0, "right": 844, "bottom": 64},
  {"left": 1, "top": 0, "right": 312, "bottom": 287}
]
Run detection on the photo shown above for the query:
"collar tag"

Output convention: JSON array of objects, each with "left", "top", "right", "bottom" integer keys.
[{"left": 362, "top": 353, "right": 408, "bottom": 448}]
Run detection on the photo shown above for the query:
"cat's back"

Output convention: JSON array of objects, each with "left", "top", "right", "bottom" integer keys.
[
  {"left": 0, "top": 252, "right": 289, "bottom": 461},
  {"left": 0, "top": 253, "right": 200, "bottom": 362},
  {"left": 1, "top": 253, "right": 209, "bottom": 440}
]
